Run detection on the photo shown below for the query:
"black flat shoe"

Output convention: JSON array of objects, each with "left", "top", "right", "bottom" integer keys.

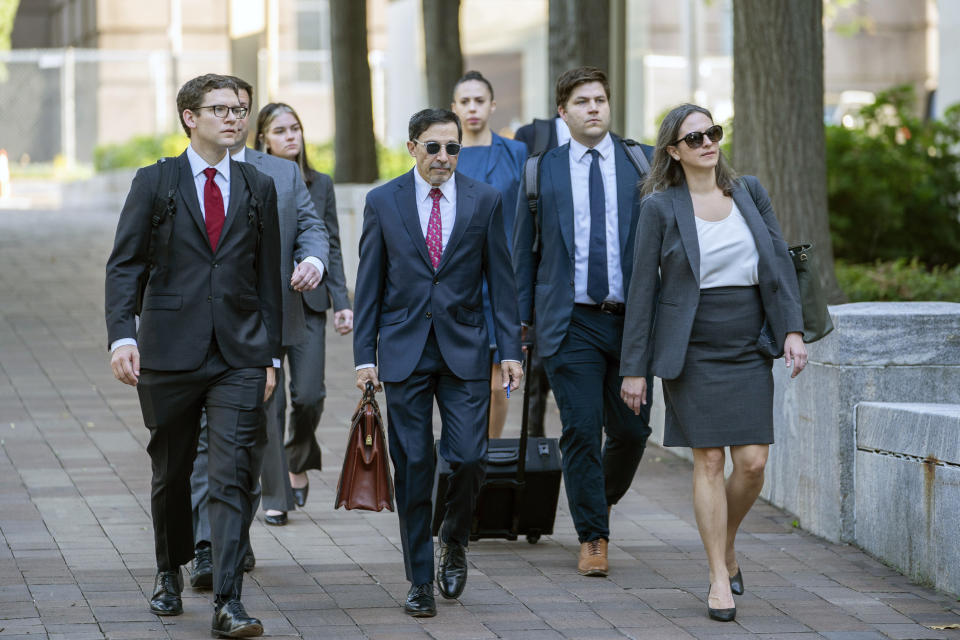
[
  {"left": 729, "top": 568, "right": 744, "bottom": 596},
  {"left": 263, "top": 511, "right": 287, "bottom": 526},
  {"left": 190, "top": 544, "right": 213, "bottom": 590},
  {"left": 212, "top": 599, "right": 263, "bottom": 638},
  {"left": 436, "top": 540, "right": 468, "bottom": 599},
  {"left": 242, "top": 549, "right": 256, "bottom": 572},
  {"left": 404, "top": 583, "right": 436, "bottom": 617},
  {"left": 149, "top": 569, "right": 183, "bottom": 616},
  {"left": 291, "top": 482, "right": 309, "bottom": 508},
  {"left": 707, "top": 584, "right": 736, "bottom": 622}
]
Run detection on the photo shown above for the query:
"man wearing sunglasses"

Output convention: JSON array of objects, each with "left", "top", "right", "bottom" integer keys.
[
  {"left": 353, "top": 108, "right": 523, "bottom": 618},
  {"left": 513, "top": 67, "right": 655, "bottom": 578},
  {"left": 105, "top": 74, "right": 282, "bottom": 637}
]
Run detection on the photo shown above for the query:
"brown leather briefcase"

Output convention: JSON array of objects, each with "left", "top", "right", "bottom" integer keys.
[{"left": 335, "top": 382, "right": 395, "bottom": 512}]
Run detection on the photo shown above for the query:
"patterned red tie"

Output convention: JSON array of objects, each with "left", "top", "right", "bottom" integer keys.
[
  {"left": 202, "top": 167, "right": 225, "bottom": 251},
  {"left": 426, "top": 187, "right": 443, "bottom": 269}
]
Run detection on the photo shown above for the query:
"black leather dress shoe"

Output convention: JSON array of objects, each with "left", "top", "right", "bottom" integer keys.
[
  {"left": 263, "top": 511, "right": 287, "bottom": 526},
  {"left": 404, "top": 583, "right": 436, "bottom": 617},
  {"left": 436, "top": 540, "right": 467, "bottom": 599},
  {"left": 707, "top": 584, "right": 736, "bottom": 622},
  {"left": 190, "top": 544, "right": 213, "bottom": 589},
  {"left": 212, "top": 599, "right": 263, "bottom": 638},
  {"left": 291, "top": 482, "right": 309, "bottom": 508},
  {"left": 149, "top": 569, "right": 183, "bottom": 616},
  {"left": 729, "top": 568, "right": 744, "bottom": 596},
  {"left": 242, "top": 549, "right": 256, "bottom": 572}
]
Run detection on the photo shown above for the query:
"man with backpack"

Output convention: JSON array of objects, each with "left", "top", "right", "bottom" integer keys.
[
  {"left": 513, "top": 67, "right": 655, "bottom": 577},
  {"left": 105, "top": 74, "right": 280, "bottom": 638}
]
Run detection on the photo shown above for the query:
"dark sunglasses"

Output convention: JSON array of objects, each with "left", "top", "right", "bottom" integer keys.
[
  {"left": 671, "top": 124, "right": 723, "bottom": 149},
  {"left": 413, "top": 139, "right": 461, "bottom": 156}
]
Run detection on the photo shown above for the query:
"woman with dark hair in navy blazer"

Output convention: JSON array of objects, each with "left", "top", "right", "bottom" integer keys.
[{"left": 619, "top": 104, "right": 807, "bottom": 622}]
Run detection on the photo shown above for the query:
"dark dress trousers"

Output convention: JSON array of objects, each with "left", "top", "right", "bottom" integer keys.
[
  {"left": 282, "top": 169, "right": 351, "bottom": 474},
  {"left": 620, "top": 176, "right": 803, "bottom": 380},
  {"left": 512, "top": 136, "right": 654, "bottom": 543},
  {"left": 190, "top": 149, "right": 329, "bottom": 543},
  {"left": 353, "top": 169, "right": 521, "bottom": 586},
  {"left": 105, "top": 151, "right": 282, "bottom": 601}
]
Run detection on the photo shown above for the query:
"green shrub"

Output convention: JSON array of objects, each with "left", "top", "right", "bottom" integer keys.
[
  {"left": 835, "top": 258, "right": 960, "bottom": 302},
  {"left": 97, "top": 135, "right": 411, "bottom": 182},
  {"left": 826, "top": 86, "right": 960, "bottom": 267}
]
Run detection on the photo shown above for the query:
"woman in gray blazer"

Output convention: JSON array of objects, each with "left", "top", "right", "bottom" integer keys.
[
  {"left": 619, "top": 104, "right": 807, "bottom": 622},
  {"left": 256, "top": 103, "right": 353, "bottom": 515}
]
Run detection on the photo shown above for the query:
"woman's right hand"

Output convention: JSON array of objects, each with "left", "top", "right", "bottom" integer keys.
[{"left": 620, "top": 376, "right": 648, "bottom": 415}]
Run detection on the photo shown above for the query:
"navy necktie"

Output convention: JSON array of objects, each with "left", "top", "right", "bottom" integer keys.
[{"left": 586, "top": 148, "right": 608, "bottom": 304}]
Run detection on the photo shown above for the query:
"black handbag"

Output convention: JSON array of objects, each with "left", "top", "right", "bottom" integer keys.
[{"left": 788, "top": 243, "right": 834, "bottom": 343}]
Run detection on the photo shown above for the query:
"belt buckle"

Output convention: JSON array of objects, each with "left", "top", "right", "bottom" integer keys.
[{"left": 599, "top": 301, "right": 617, "bottom": 314}]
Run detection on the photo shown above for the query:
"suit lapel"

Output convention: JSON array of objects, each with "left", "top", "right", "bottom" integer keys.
[
  {"left": 176, "top": 152, "right": 209, "bottom": 248},
  {"left": 394, "top": 170, "right": 434, "bottom": 270},
  {"left": 546, "top": 145, "right": 575, "bottom": 261},
  {"left": 673, "top": 185, "right": 701, "bottom": 285},
  {"left": 482, "top": 134, "right": 503, "bottom": 181},
  {"left": 612, "top": 136, "right": 635, "bottom": 260},
  {"left": 438, "top": 173, "right": 476, "bottom": 272},
  {"left": 732, "top": 181, "right": 776, "bottom": 279},
  {"left": 216, "top": 159, "right": 245, "bottom": 251}
]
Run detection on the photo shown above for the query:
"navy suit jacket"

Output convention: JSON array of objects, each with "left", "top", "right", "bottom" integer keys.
[
  {"left": 512, "top": 135, "right": 653, "bottom": 358},
  {"left": 353, "top": 169, "right": 522, "bottom": 383}
]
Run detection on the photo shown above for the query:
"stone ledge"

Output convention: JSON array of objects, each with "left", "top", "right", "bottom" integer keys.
[{"left": 856, "top": 402, "right": 960, "bottom": 466}]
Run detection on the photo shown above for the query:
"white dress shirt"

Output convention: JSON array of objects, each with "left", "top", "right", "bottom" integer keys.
[
  {"left": 231, "top": 147, "right": 324, "bottom": 277},
  {"left": 568, "top": 132, "right": 624, "bottom": 304},
  {"left": 413, "top": 167, "right": 456, "bottom": 250},
  {"left": 696, "top": 201, "right": 760, "bottom": 288},
  {"left": 555, "top": 117, "right": 572, "bottom": 147}
]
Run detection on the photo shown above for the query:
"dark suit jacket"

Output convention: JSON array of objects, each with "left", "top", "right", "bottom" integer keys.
[
  {"left": 105, "top": 151, "right": 283, "bottom": 371},
  {"left": 619, "top": 176, "right": 803, "bottom": 380},
  {"left": 302, "top": 169, "right": 350, "bottom": 313},
  {"left": 353, "top": 169, "right": 521, "bottom": 383},
  {"left": 512, "top": 135, "right": 654, "bottom": 358},
  {"left": 242, "top": 148, "right": 328, "bottom": 345},
  {"left": 514, "top": 117, "right": 559, "bottom": 155}
]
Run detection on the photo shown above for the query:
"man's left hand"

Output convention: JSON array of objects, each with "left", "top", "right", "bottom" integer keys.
[
  {"left": 333, "top": 309, "right": 353, "bottom": 335},
  {"left": 291, "top": 262, "right": 322, "bottom": 292},
  {"left": 500, "top": 360, "right": 524, "bottom": 392},
  {"left": 264, "top": 366, "right": 276, "bottom": 402}
]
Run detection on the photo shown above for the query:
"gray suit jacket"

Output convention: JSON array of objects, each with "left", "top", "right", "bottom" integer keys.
[
  {"left": 302, "top": 169, "right": 350, "bottom": 313},
  {"left": 620, "top": 175, "right": 803, "bottom": 380},
  {"left": 241, "top": 148, "right": 329, "bottom": 345}
]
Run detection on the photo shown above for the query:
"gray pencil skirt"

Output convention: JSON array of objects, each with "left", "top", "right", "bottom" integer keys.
[{"left": 662, "top": 285, "right": 774, "bottom": 448}]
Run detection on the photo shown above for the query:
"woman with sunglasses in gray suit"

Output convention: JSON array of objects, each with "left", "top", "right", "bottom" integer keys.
[{"left": 619, "top": 104, "right": 807, "bottom": 622}]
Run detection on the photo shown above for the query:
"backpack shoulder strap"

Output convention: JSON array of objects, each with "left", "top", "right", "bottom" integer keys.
[
  {"left": 532, "top": 118, "right": 552, "bottom": 155},
  {"left": 523, "top": 152, "right": 546, "bottom": 255},
  {"left": 620, "top": 138, "right": 651, "bottom": 176},
  {"left": 235, "top": 160, "right": 264, "bottom": 230}
]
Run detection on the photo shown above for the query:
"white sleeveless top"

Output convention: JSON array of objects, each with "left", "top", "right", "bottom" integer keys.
[{"left": 695, "top": 201, "right": 759, "bottom": 289}]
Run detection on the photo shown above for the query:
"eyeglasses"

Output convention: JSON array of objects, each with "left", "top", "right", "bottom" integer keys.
[
  {"left": 195, "top": 104, "right": 249, "bottom": 119},
  {"left": 413, "top": 140, "right": 461, "bottom": 156},
  {"left": 671, "top": 124, "right": 723, "bottom": 149}
]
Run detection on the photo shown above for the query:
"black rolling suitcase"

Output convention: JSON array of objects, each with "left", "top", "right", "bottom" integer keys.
[{"left": 432, "top": 352, "right": 562, "bottom": 544}]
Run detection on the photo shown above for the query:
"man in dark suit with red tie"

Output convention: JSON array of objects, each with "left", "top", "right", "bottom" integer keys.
[
  {"left": 353, "top": 109, "right": 523, "bottom": 617},
  {"left": 105, "top": 74, "right": 281, "bottom": 638}
]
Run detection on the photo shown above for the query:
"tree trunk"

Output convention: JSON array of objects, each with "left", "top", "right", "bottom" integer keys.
[
  {"left": 329, "top": 0, "right": 378, "bottom": 183},
  {"left": 422, "top": 0, "right": 463, "bottom": 109},
  {"left": 733, "top": 0, "right": 845, "bottom": 303},
  {"left": 548, "top": 0, "right": 610, "bottom": 112}
]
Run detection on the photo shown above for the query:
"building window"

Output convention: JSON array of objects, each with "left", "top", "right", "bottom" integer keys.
[{"left": 296, "top": 0, "right": 331, "bottom": 84}]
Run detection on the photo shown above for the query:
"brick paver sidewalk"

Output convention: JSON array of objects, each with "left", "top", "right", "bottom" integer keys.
[{"left": 0, "top": 207, "right": 957, "bottom": 639}]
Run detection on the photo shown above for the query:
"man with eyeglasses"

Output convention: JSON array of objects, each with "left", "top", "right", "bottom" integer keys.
[
  {"left": 105, "top": 74, "right": 281, "bottom": 637},
  {"left": 512, "top": 67, "right": 655, "bottom": 578},
  {"left": 353, "top": 108, "right": 523, "bottom": 618}
]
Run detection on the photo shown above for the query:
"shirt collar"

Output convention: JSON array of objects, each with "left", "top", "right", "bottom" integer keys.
[
  {"left": 413, "top": 167, "right": 456, "bottom": 204},
  {"left": 555, "top": 116, "right": 571, "bottom": 147},
  {"left": 569, "top": 131, "right": 613, "bottom": 163},
  {"left": 187, "top": 143, "right": 231, "bottom": 181},
  {"left": 230, "top": 146, "right": 247, "bottom": 163}
]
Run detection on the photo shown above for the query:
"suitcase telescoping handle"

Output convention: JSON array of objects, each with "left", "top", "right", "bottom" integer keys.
[{"left": 516, "top": 341, "right": 534, "bottom": 485}]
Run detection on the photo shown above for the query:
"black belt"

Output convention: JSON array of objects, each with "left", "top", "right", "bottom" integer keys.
[{"left": 575, "top": 301, "right": 625, "bottom": 315}]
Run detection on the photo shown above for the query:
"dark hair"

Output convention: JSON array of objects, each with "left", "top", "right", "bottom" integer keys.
[
  {"left": 176, "top": 74, "right": 238, "bottom": 137},
  {"left": 227, "top": 75, "right": 254, "bottom": 102},
  {"left": 453, "top": 70, "right": 494, "bottom": 100},
  {"left": 255, "top": 102, "right": 315, "bottom": 186},
  {"left": 642, "top": 103, "right": 738, "bottom": 197},
  {"left": 408, "top": 108, "right": 462, "bottom": 142},
  {"left": 555, "top": 66, "right": 610, "bottom": 108}
]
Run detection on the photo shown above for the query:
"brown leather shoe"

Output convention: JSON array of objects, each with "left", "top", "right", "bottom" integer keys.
[{"left": 577, "top": 539, "right": 608, "bottom": 576}]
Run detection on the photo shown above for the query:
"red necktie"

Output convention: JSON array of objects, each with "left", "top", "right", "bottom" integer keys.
[
  {"left": 426, "top": 188, "right": 443, "bottom": 269},
  {"left": 203, "top": 167, "right": 225, "bottom": 251}
]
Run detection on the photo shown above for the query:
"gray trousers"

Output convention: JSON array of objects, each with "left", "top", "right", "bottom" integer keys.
[
  {"left": 283, "top": 307, "right": 327, "bottom": 473},
  {"left": 191, "top": 365, "right": 294, "bottom": 546}
]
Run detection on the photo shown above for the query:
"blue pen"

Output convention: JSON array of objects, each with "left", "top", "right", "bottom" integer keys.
[{"left": 505, "top": 385, "right": 510, "bottom": 399}]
